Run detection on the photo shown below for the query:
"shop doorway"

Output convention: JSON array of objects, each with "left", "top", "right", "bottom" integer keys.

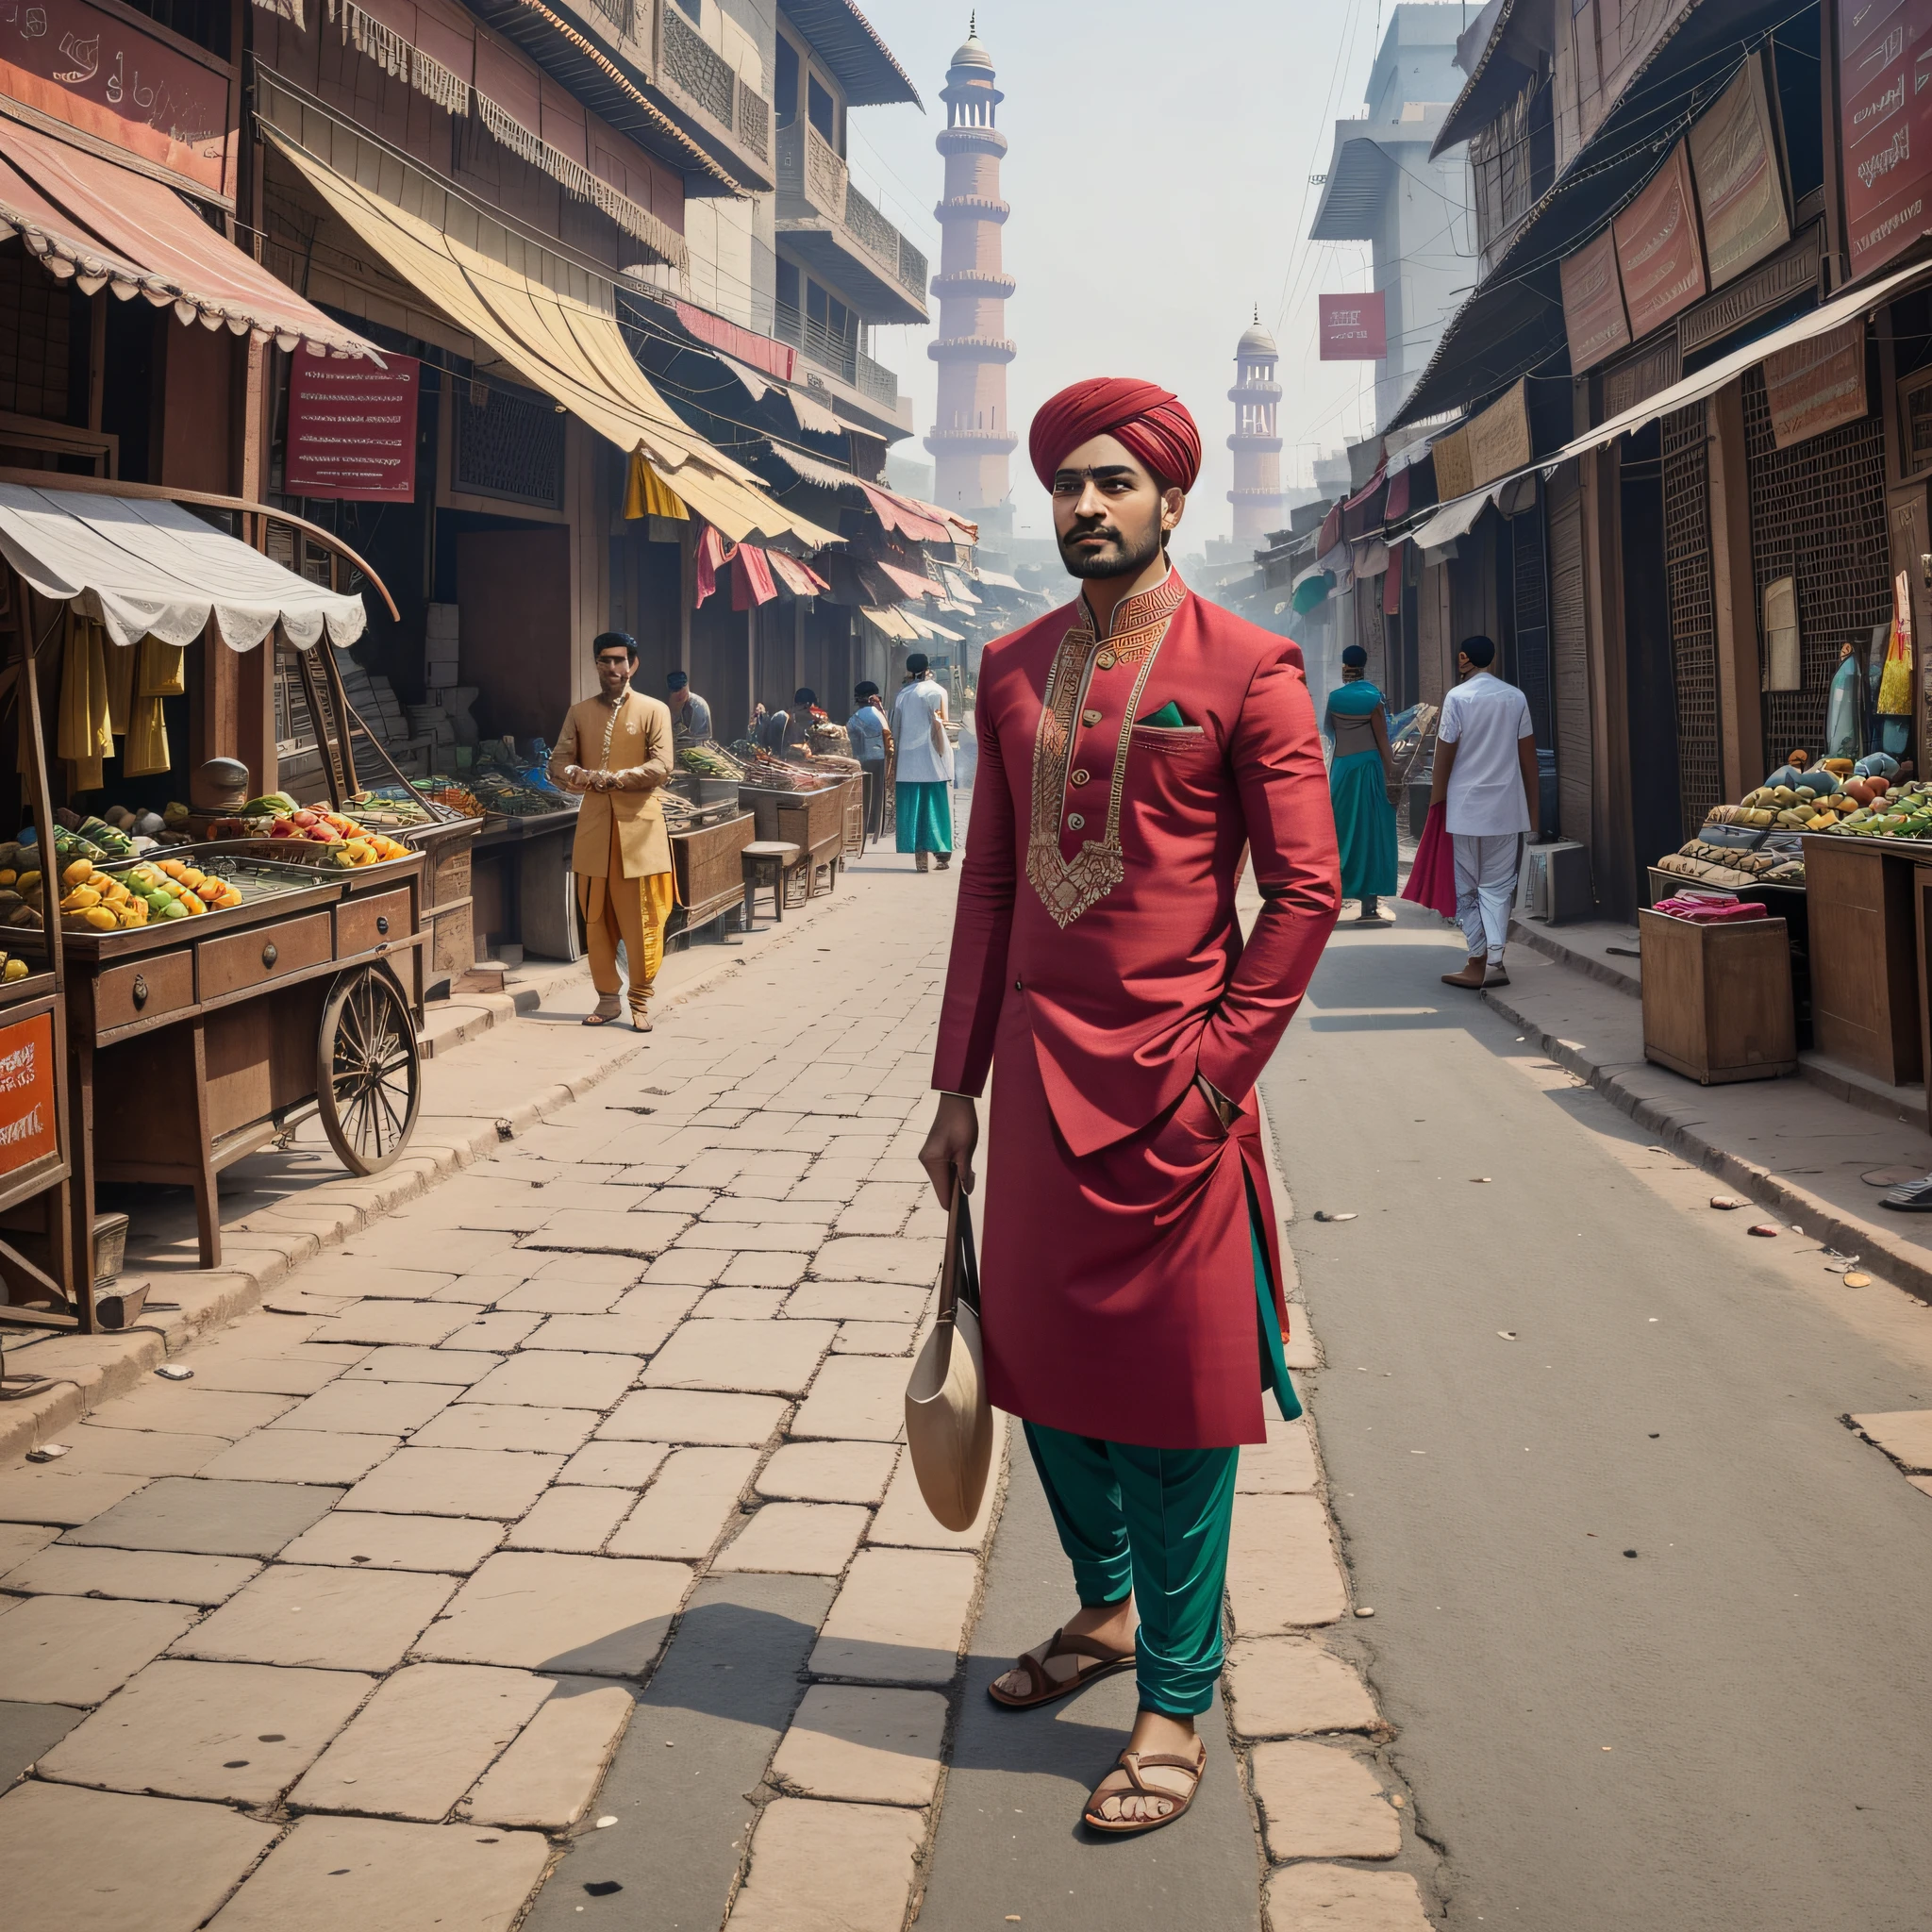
[{"left": 457, "top": 526, "right": 572, "bottom": 744}]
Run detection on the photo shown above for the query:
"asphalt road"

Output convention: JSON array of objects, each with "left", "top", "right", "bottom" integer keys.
[{"left": 1260, "top": 908, "right": 1932, "bottom": 1930}]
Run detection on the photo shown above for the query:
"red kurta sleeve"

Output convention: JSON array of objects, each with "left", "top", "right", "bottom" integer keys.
[
  {"left": 1193, "top": 642, "right": 1341, "bottom": 1106},
  {"left": 931, "top": 675, "right": 1015, "bottom": 1096}
]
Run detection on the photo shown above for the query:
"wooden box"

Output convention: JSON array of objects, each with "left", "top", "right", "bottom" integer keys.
[
  {"left": 671, "top": 812, "right": 757, "bottom": 929},
  {"left": 1639, "top": 908, "right": 1797, "bottom": 1084},
  {"left": 1802, "top": 834, "right": 1922, "bottom": 1084}
]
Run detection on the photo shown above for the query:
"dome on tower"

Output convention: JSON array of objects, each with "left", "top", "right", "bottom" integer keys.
[
  {"left": 951, "top": 16, "right": 993, "bottom": 71},
  {"left": 1238, "top": 317, "right": 1277, "bottom": 357}
]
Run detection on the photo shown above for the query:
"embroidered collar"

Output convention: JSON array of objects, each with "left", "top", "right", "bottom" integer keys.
[{"left": 1024, "top": 574, "right": 1191, "bottom": 928}]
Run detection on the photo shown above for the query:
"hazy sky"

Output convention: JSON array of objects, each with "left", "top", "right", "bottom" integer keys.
[{"left": 838, "top": 0, "right": 1423, "bottom": 543}]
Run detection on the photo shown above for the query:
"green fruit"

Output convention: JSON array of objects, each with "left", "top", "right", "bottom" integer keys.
[{"left": 159, "top": 898, "right": 190, "bottom": 920}]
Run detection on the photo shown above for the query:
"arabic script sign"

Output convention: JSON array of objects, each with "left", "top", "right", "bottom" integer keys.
[
  {"left": 1840, "top": 0, "right": 1932, "bottom": 278},
  {"left": 285, "top": 347, "right": 421, "bottom": 502},
  {"left": 0, "top": 0, "right": 230, "bottom": 194},
  {"left": 1319, "top": 291, "right": 1388, "bottom": 360}
]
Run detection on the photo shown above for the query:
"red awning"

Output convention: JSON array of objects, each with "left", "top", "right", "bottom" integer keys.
[
  {"left": 1384, "top": 467, "right": 1411, "bottom": 523},
  {"left": 1343, "top": 465, "right": 1387, "bottom": 511},
  {"left": 861, "top": 483, "right": 953, "bottom": 544},
  {"left": 768, "top": 551, "right": 829, "bottom": 597},
  {"left": 1317, "top": 503, "right": 1341, "bottom": 556},
  {"left": 0, "top": 118, "right": 376, "bottom": 358},
  {"left": 675, "top": 301, "right": 795, "bottom": 384},
  {"left": 874, "top": 558, "right": 942, "bottom": 602}
]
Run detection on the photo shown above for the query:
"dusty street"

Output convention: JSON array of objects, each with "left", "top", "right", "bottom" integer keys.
[{"left": 1270, "top": 906, "right": 1932, "bottom": 1930}]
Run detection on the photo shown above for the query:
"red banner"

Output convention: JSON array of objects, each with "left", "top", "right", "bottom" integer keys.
[
  {"left": 1840, "top": 0, "right": 1932, "bottom": 279},
  {"left": 1612, "top": 141, "right": 1707, "bottom": 339},
  {"left": 1319, "top": 291, "right": 1388, "bottom": 361},
  {"left": 284, "top": 347, "right": 420, "bottom": 502},
  {"left": 0, "top": 0, "right": 231, "bottom": 194},
  {"left": 0, "top": 1009, "right": 58, "bottom": 1178}
]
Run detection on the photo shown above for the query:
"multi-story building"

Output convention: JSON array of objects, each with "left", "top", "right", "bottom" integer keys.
[
  {"left": 925, "top": 21, "right": 1018, "bottom": 531},
  {"left": 1307, "top": 5, "right": 1474, "bottom": 431}
]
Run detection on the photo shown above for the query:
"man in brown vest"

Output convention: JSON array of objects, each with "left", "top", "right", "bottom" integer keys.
[{"left": 550, "top": 632, "right": 675, "bottom": 1029}]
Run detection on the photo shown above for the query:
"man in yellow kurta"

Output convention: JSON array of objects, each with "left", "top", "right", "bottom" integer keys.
[{"left": 550, "top": 633, "right": 675, "bottom": 1029}]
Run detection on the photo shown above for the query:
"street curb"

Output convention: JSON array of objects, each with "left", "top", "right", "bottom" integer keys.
[
  {"left": 0, "top": 891, "right": 853, "bottom": 1465},
  {"left": 1479, "top": 980, "right": 1932, "bottom": 1306}
]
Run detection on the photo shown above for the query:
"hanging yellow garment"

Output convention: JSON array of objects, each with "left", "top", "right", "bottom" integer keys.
[
  {"left": 104, "top": 637, "right": 137, "bottom": 736},
  {"left": 58, "top": 610, "right": 111, "bottom": 792},
  {"left": 1880, "top": 570, "right": 1916, "bottom": 716},
  {"left": 125, "top": 695, "right": 171, "bottom": 777},
  {"left": 138, "top": 636, "right": 187, "bottom": 698},
  {"left": 625, "top": 450, "right": 690, "bottom": 522}
]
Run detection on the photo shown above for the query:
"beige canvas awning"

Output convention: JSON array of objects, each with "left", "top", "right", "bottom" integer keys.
[{"left": 263, "top": 123, "right": 841, "bottom": 552}]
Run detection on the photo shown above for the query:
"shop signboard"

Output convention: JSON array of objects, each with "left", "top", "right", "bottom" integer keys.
[
  {"left": 1688, "top": 53, "right": 1790, "bottom": 287},
  {"left": 284, "top": 347, "right": 421, "bottom": 501},
  {"left": 1840, "top": 0, "right": 1932, "bottom": 279},
  {"left": 1430, "top": 425, "right": 1474, "bottom": 504},
  {"left": 1763, "top": 320, "right": 1868, "bottom": 450},
  {"left": 1612, "top": 141, "right": 1708, "bottom": 338},
  {"left": 0, "top": 1008, "right": 58, "bottom": 1181},
  {"left": 1319, "top": 291, "right": 1388, "bottom": 360},
  {"left": 1559, "top": 228, "right": 1632, "bottom": 374},
  {"left": 1467, "top": 380, "right": 1532, "bottom": 490},
  {"left": 0, "top": 0, "right": 231, "bottom": 194}
]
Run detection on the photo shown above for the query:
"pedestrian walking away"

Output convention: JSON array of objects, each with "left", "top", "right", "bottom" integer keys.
[
  {"left": 1432, "top": 633, "right": 1539, "bottom": 990},
  {"left": 665, "top": 669, "right": 712, "bottom": 744},
  {"left": 846, "top": 680, "right": 890, "bottom": 843},
  {"left": 920, "top": 375, "right": 1341, "bottom": 1839},
  {"left": 550, "top": 631, "right": 675, "bottom": 1029},
  {"left": 1325, "top": 642, "right": 1397, "bottom": 924},
  {"left": 893, "top": 651, "right": 954, "bottom": 870}
]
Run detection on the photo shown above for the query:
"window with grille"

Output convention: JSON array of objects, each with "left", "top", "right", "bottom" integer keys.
[
  {"left": 455, "top": 378, "right": 566, "bottom": 509},
  {"left": 1662, "top": 401, "right": 1721, "bottom": 838},
  {"left": 1742, "top": 367, "right": 1890, "bottom": 774},
  {"left": 0, "top": 252, "right": 73, "bottom": 423}
]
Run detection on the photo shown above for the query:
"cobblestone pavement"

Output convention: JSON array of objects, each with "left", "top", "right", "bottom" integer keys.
[{"left": 0, "top": 845, "right": 1424, "bottom": 1931}]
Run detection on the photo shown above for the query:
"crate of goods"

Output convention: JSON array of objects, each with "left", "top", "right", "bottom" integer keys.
[{"left": 1638, "top": 906, "right": 1796, "bottom": 1084}]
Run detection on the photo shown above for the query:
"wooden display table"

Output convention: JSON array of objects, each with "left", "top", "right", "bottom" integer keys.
[
  {"left": 406, "top": 816, "right": 480, "bottom": 996},
  {"left": 1800, "top": 833, "right": 1924, "bottom": 1086},
  {"left": 670, "top": 812, "right": 756, "bottom": 940},
  {"left": 1639, "top": 908, "right": 1797, "bottom": 1083}
]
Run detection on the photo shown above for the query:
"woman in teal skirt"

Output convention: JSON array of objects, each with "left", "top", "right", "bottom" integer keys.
[{"left": 1324, "top": 644, "right": 1397, "bottom": 924}]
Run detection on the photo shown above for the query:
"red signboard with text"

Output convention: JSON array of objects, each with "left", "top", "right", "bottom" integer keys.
[
  {"left": 284, "top": 347, "right": 420, "bottom": 502},
  {"left": 0, "top": 1008, "right": 58, "bottom": 1179},
  {"left": 1611, "top": 140, "right": 1707, "bottom": 338},
  {"left": 1319, "top": 291, "right": 1388, "bottom": 361},
  {"left": 0, "top": 0, "right": 231, "bottom": 195},
  {"left": 1840, "top": 0, "right": 1932, "bottom": 279}
]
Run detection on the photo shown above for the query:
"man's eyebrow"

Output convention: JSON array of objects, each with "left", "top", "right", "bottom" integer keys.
[{"left": 1053, "top": 464, "right": 1136, "bottom": 482}]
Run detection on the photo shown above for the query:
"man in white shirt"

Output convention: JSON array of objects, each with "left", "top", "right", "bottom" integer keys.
[
  {"left": 891, "top": 652, "right": 954, "bottom": 872},
  {"left": 1430, "top": 635, "right": 1539, "bottom": 989}
]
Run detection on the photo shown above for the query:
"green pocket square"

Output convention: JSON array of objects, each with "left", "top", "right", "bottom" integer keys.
[{"left": 1139, "top": 701, "right": 1188, "bottom": 727}]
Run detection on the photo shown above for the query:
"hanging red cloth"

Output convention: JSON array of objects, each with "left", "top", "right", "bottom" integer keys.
[
  {"left": 731, "top": 541, "right": 778, "bottom": 609},
  {"left": 695, "top": 523, "right": 729, "bottom": 608},
  {"left": 1401, "top": 802, "right": 1458, "bottom": 918}
]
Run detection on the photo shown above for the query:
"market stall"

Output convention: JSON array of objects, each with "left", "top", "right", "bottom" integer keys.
[{"left": 0, "top": 475, "right": 430, "bottom": 1307}]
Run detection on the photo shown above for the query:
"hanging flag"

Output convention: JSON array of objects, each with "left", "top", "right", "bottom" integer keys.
[
  {"left": 694, "top": 524, "right": 729, "bottom": 608},
  {"left": 732, "top": 543, "right": 777, "bottom": 609},
  {"left": 625, "top": 451, "right": 690, "bottom": 522}
]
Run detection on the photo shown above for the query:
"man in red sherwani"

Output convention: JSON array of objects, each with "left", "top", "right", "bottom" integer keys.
[{"left": 920, "top": 377, "right": 1340, "bottom": 1835}]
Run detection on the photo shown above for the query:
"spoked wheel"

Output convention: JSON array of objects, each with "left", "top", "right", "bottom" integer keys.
[{"left": 316, "top": 965, "right": 421, "bottom": 1175}]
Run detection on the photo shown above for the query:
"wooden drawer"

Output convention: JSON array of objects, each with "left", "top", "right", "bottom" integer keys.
[
  {"left": 92, "top": 948, "right": 195, "bottom": 1036},
  {"left": 337, "top": 887, "right": 413, "bottom": 959},
  {"left": 196, "top": 910, "right": 333, "bottom": 1002}
]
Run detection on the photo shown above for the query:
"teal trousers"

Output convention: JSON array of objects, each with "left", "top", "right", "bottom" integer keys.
[{"left": 1024, "top": 1205, "right": 1298, "bottom": 1718}]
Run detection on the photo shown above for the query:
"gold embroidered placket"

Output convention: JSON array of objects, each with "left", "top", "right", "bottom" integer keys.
[{"left": 1025, "top": 578, "right": 1186, "bottom": 928}]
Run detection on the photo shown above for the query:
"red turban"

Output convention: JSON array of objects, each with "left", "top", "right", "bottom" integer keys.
[{"left": 1028, "top": 377, "right": 1202, "bottom": 493}]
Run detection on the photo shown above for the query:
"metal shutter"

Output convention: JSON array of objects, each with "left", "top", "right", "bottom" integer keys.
[{"left": 1546, "top": 464, "right": 1591, "bottom": 846}]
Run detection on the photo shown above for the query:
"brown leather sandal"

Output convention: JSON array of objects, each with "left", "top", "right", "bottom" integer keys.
[
  {"left": 1081, "top": 1740, "right": 1207, "bottom": 1835},
  {"left": 986, "top": 1627, "right": 1137, "bottom": 1710}
]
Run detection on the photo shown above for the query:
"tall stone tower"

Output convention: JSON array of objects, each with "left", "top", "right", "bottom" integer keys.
[
  {"left": 1227, "top": 312, "right": 1285, "bottom": 550},
  {"left": 926, "top": 18, "right": 1016, "bottom": 529}
]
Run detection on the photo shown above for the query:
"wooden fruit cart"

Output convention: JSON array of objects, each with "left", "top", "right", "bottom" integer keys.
[
  {"left": 775, "top": 780, "right": 852, "bottom": 899},
  {"left": 669, "top": 810, "right": 756, "bottom": 943},
  {"left": 0, "top": 475, "right": 428, "bottom": 1316}
]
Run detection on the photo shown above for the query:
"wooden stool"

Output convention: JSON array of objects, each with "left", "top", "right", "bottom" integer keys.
[{"left": 741, "top": 841, "right": 801, "bottom": 925}]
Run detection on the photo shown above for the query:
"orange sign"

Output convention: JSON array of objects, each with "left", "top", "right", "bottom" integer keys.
[
  {"left": 0, "top": 0, "right": 231, "bottom": 195},
  {"left": 0, "top": 1008, "right": 58, "bottom": 1177}
]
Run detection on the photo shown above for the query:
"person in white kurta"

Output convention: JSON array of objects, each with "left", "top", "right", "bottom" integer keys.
[
  {"left": 1430, "top": 635, "right": 1539, "bottom": 990},
  {"left": 891, "top": 652, "right": 954, "bottom": 871}
]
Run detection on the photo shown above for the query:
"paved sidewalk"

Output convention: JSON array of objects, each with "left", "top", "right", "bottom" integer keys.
[{"left": 0, "top": 841, "right": 1429, "bottom": 1931}]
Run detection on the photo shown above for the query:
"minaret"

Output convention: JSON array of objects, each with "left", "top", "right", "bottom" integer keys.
[
  {"left": 1227, "top": 311, "right": 1285, "bottom": 550},
  {"left": 926, "top": 17, "right": 1016, "bottom": 529}
]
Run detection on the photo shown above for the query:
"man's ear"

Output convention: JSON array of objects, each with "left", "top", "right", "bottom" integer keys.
[{"left": 1161, "top": 487, "right": 1186, "bottom": 533}]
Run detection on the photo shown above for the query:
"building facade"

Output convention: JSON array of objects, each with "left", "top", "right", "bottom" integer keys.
[
  {"left": 1228, "top": 315, "right": 1286, "bottom": 549},
  {"left": 1307, "top": 4, "right": 1474, "bottom": 431},
  {"left": 925, "top": 21, "right": 1017, "bottom": 530}
]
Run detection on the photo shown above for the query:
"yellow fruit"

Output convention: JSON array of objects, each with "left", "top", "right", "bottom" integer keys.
[
  {"left": 2, "top": 958, "right": 25, "bottom": 981},
  {"left": 17, "top": 870, "right": 42, "bottom": 895},
  {"left": 82, "top": 907, "right": 118, "bottom": 931},
  {"left": 59, "top": 886, "right": 101, "bottom": 911},
  {"left": 119, "top": 897, "right": 147, "bottom": 925},
  {"left": 61, "top": 858, "right": 93, "bottom": 886}
]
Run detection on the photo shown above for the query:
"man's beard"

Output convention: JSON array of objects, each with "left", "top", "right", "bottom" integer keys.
[{"left": 1058, "top": 517, "right": 1164, "bottom": 580}]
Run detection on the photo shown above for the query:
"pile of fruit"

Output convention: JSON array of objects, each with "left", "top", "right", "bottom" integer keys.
[
  {"left": 426, "top": 783, "right": 483, "bottom": 820},
  {"left": 1818, "top": 779, "right": 1932, "bottom": 839},
  {"left": 14, "top": 854, "right": 242, "bottom": 931}
]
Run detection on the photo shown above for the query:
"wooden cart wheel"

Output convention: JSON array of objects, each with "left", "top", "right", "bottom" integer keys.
[{"left": 316, "top": 965, "right": 421, "bottom": 1176}]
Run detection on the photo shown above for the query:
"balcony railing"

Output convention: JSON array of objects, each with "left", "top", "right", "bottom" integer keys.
[
  {"left": 854, "top": 349, "right": 897, "bottom": 410},
  {"left": 659, "top": 4, "right": 771, "bottom": 163},
  {"left": 777, "top": 122, "right": 928, "bottom": 303},
  {"left": 772, "top": 302, "right": 898, "bottom": 409}
]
